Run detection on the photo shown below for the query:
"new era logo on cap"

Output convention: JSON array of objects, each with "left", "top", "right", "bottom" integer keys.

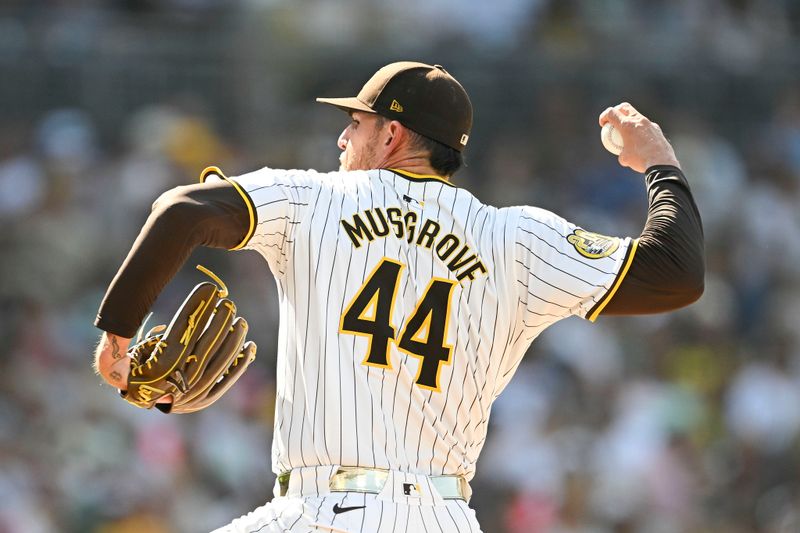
[
  {"left": 390, "top": 100, "right": 403, "bottom": 113},
  {"left": 460, "top": 134, "right": 469, "bottom": 146}
]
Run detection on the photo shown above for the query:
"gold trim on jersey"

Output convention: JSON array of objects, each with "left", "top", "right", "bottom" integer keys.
[
  {"left": 587, "top": 238, "right": 639, "bottom": 322},
  {"left": 199, "top": 165, "right": 256, "bottom": 251},
  {"left": 387, "top": 168, "right": 453, "bottom": 186}
]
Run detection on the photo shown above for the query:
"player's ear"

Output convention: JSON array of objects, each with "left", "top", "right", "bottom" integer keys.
[{"left": 385, "top": 120, "right": 409, "bottom": 150}]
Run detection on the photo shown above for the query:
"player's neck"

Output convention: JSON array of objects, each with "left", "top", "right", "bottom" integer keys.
[{"left": 378, "top": 153, "right": 446, "bottom": 180}]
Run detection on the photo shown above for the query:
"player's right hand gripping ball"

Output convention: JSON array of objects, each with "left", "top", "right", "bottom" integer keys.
[
  {"left": 122, "top": 271, "right": 257, "bottom": 414},
  {"left": 601, "top": 123, "right": 624, "bottom": 156}
]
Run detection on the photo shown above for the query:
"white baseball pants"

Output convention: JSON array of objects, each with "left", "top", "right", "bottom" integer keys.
[{"left": 211, "top": 466, "right": 483, "bottom": 533}]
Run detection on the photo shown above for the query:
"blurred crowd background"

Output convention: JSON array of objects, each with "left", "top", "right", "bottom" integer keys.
[{"left": 2, "top": 0, "right": 800, "bottom": 532}]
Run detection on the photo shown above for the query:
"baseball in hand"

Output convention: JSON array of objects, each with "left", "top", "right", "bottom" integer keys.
[{"left": 601, "top": 123, "right": 624, "bottom": 155}]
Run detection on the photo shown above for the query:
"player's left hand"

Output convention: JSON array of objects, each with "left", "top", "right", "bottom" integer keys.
[
  {"left": 95, "top": 268, "right": 257, "bottom": 414},
  {"left": 123, "top": 279, "right": 257, "bottom": 414},
  {"left": 599, "top": 102, "right": 681, "bottom": 173},
  {"left": 95, "top": 332, "right": 132, "bottom": 390},
  {"left": 96, "top": 333, "right": 177, "bottom": 405}
]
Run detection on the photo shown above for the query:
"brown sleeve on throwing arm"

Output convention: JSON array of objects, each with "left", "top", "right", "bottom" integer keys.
[
  {"left": 600, "top": 165, "right": 705, "bottom": 315},
  {"left": 94, "top": 180, "right": 251, "bottom": 337}
]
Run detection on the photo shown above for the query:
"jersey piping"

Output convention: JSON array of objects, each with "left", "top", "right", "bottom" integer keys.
[
  {"left": 387, "top": 168, "right": 455, "bottom": 186},
  {"left": 200, "top": 165, "right": 257, "bottom": 250},
  {"left": 586, "top": 238, "right": 639, "bottom": 321}
]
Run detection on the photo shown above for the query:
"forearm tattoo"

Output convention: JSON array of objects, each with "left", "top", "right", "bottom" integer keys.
[{"left": 111, "top": 336, "right": 122, "bottom": 359}]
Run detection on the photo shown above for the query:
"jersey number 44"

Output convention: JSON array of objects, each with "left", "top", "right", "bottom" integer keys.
[{"left": 339, "top": 258, "right": 456, "bottom": 392}]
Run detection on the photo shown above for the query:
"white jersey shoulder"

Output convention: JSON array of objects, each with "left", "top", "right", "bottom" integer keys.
[
  {"left": 225, "top": 166, "right": 329, "bottom": 277},
  {"left": 507, "top": 204, "right": 635, "bottom": 323}
]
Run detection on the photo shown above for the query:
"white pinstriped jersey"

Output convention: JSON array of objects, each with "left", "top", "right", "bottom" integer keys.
[{"left": 207, "top": 166, "right": 635, "bottom": 481}]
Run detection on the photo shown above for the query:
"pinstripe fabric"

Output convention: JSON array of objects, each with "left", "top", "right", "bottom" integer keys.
[
  {"left": 215, "top": 166, "right": 632, "bottom": 531},
  {"left": 212, "top": 489, "right": 481, "bottom": 532}
]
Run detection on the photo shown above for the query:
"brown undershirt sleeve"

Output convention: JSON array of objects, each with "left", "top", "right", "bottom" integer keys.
[
  {"left": 600, "top": 165, "right": 705, "bottom": 315},
  {"left": 94, "top": 180, "right": 250, "bottom": 338}
]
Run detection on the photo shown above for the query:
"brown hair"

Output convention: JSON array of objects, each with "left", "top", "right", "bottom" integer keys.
[
  {"left": 375, "top": 115, "right": 464, "bottom": 177},
  {"left": 405, "top": 129, "right": 464, "bottom": 177}
]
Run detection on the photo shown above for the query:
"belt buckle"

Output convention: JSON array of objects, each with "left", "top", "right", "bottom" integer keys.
[{"left": 330, "top": 466, "right": 389, "bottom": 493}]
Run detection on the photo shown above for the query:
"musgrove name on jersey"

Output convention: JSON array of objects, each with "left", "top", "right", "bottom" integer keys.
[{"left": 341, "top": 206, "right": 488, "bottom": 282}]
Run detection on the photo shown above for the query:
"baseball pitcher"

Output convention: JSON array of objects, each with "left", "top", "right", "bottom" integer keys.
[{"left": 93, "top": 62, "right": 704, "bottom": 532}]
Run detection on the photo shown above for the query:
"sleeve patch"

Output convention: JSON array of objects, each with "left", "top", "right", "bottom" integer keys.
[{"left": 567, "top": 229, "right": 620, "bottom": 259}]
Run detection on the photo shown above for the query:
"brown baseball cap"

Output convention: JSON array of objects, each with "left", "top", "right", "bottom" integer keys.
[{"left": 316, "top": 61, "right": 473, "bottom": 152}]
